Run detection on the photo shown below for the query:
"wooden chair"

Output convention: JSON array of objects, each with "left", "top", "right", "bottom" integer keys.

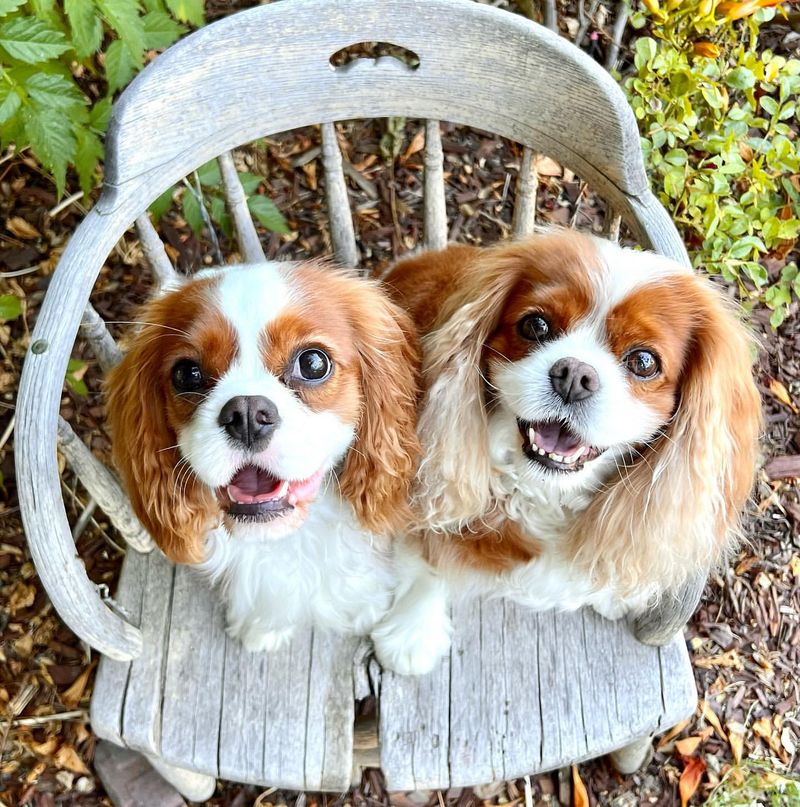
[{"left": 16, "top": 0, "right": 699, "bottom": 799}]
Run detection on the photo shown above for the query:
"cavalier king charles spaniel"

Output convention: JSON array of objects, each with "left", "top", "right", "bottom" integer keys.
[
  {"left": 371, "top": 230, "right": 761, "bottom": 676},
  {"left": 106, "top": 261, "right": 419, "bottom": 652}
]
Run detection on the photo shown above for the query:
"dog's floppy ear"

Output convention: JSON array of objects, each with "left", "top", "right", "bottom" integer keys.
[
  {"left": 105, "top": 304, "right": 217, "bottom": 564},
  {"left": 568, "top": 273, "right": 762, "bottom": 595},
  {"left": 339, "top": 285, "right": 421, "bottom": 536},
  {"left": 394, "top": 245, "right": 524, "bottom": 531}
]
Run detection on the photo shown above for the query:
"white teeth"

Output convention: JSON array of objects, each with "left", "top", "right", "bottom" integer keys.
[
  {"left": 536, "top": 447, "right": 545, "bottom": 455},
  {"left": 549, "top": 453, "right": 564, "bottom": 462}
]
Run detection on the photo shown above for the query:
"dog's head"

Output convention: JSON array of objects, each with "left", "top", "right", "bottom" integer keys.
[
  {"left": 406, "top": 231, "right": 761, "bottom": 589},
  {"left": 106, "top": 262, "right": 419, "bottom": 563}
]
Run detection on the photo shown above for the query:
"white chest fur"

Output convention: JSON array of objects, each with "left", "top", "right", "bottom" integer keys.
[{"left": 196, "top": 488, "right": 395, "bottom": 651}]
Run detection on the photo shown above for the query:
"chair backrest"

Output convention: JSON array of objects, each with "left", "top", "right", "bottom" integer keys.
[{"left": 16, "top": 0, "right": 689, "bottom": 662}]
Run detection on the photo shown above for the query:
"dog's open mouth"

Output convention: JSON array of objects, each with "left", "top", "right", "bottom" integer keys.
[
  {"left": 517, "top": 419, "right": 604, "bottom": 472},
  {"left": 218, "top": 465, "right": 324, "bottom": 522}
]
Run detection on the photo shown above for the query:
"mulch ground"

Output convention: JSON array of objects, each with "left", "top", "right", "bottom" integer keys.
[{"left": 2, "top": 3, "right": 800, "bottom": 806}]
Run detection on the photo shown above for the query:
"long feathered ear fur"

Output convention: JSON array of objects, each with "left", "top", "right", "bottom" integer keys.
[
  {"left": 105, "top": 305, "right": 218, "bottom": 564},
  {"left": 339, "top": 285, "right": 421, "bottom": 536},
  {"left": 568, "top": 274, "right": 762, "bottom": 596},
  {"left": 409, "top": 248, "right": 524, "bottom": 531}
]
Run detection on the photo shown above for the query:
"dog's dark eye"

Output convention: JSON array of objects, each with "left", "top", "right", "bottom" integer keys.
[
  {"left": 517, "top": 313, "right": 551, "bottom": 342},
  {"left": 172, "top": 359, "right": 205, "bottom": 392},
  {"left": 293, "top": 348, "right": 332, "bottom": 382},
  {"left": 624, "top": 349, "right": 660, "bottom": 379}
]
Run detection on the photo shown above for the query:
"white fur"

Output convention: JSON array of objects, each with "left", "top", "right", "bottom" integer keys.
[{"left": 199, "top": 488, "right": 394, "bottom": 650}]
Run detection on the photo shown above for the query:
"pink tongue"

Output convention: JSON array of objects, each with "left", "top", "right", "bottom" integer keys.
[
  {"left": 228, "top": 466, "right": 283, "bottom": 501},
  {"left": 533, "top": 422, "right": 583, "bottom": 454}
]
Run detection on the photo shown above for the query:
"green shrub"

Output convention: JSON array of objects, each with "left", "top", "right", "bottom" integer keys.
[
  {"left": 623, "top": 0, "right": 800, "bottom": 326},
  {"left": 0, "top": 0, "right": 203, "bottom": 198}
]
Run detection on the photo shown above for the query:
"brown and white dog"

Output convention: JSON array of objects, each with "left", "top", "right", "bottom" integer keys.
[
  {"left": 371, "top": 230, "right": 761, "bottom": 675},
  {"left": 106, "top": 261, "right": 419, "bottom": 652}
]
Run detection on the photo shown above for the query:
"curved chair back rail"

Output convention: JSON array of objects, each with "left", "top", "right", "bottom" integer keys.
[{"left": 17, "top": 0, "right": 688, "bottom": 661}]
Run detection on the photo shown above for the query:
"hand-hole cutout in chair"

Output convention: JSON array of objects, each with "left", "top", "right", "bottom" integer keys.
[{"left": 16, "top": 0, "right": 697, "bottom": 798}]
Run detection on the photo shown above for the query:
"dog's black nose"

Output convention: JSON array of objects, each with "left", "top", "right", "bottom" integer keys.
[
  {"left": 218, "top": 395, "right": 280, "bottom": 449},
  {"left": 549, "top": 357, "right": 600, "bottom": 403}
]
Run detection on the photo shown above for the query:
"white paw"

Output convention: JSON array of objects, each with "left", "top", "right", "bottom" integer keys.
[
  {"left": 237, "top": 626, "right": 294, "bottom": 653},
  {"left": 371, "top": 612, "right": 452, "bottom": 676}
]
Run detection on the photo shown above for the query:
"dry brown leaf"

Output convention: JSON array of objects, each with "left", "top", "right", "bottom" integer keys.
[
  {"left": 302, "top": 162, "right": 317, "bottom": 191},
  {"left": 29, "top": 736, "right": 59, "bottom": 757},
  {"left": 700, "top": 700, "right": 728, "bottom": 741},
  {"left": 767, "top": 377, "right": 799, "bottom": 413},
  {"left": 657, "top": 718, "right": 693, "bottom": 750},
  {"left": 13, "top": 633, "right": 33, "bottom": 658},
  {"left": 54, "top": 745, "right": 90, "bottom": 775},
  {"left": 402, "top": 127, "right": 425, "bottom": 160},
  {"left": 7, "top": 582, "right": 36, "bottom": 614},
  {"left": 694, "top": 649, "right": 743, "bottom": 670},
  {"left": 25, "top": 760, "right": 46, "bottom": 784},
  {"left": 533, "top": 154, "right": 562, "bottom": 177},
  {"left": 726, "top": 721, "right": 745, "bottom": 765},
  {"left": 675, "top": 736, "right": 702, "bottom": 756},
  {"left": 61, "top": 661, "right": 95, "bottom": 709},
  {"left": 753, "top": 716, "right": 773, "bottom": 739},
  {"left": 781, "top": 727, "right": 797, "bottom": 756},
  {"left": 6, "top": 216, "right": 41, "bottom": 239},
  {"left": 572, "top": 765, "right": 589, "bottom": 807},
  {"left": 790, "top": 555, "right": 800, "bottom": 580},
  {"left": 679, "top": 756, "right": 706, "bottom": 807}
]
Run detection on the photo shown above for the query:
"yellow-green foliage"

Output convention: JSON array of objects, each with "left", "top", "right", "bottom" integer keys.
[{"left": 624, "top": 0, "right": 800, "bottom": 326}]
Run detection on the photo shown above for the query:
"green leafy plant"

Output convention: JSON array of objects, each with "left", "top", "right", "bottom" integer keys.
[
  {"left": 704, "top": 762, "right": 800, "bottom": 806},
  {"left": 151, "top": 158, "right": 290, "bottom": 238},
  {"left": 0, "top": 0, "right": 203, "bottom": 197},
  {"left": 624, "top": 0, "right": 800, "bottom": 326}
]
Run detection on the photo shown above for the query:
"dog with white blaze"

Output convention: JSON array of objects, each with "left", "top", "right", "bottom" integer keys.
[
  {"left": 371, "top": 230, "right": 762, "bottom": 676},
  {"left": 106, "top": 261, "right": 420, "bottom": 652}
]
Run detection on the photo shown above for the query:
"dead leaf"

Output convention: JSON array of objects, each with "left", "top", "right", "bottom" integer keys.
[
  {"left": 657, "top": 718, "right": 693, "bottom": 750},
  {"left": 25, "top": 760, "right": 46, "bottom": 784},
  {"left": 675, "top": 736, "right": 703, "bottom": 756},
  {"left": 701, "top": 700, "right": 728, "bottom": 741},
  {"left": 790, "top": 555, "right": 800, "bottom": 580},
  {"left": 533, "top": 154, "right": 562, "bottom": 177},
  {"left": 767, "top": 377, "right": 799, "bottom": 414},
  {"left": 402, "top": 127, "right": 425, "bottom": 160},
  {"left": 679, "top": 756, "right": 706, "bottom": 807},
  {"left": 726, "top": 721, "right": 745, "bottom": 765},
  {"left": 29, "top": 736, "right": 59, "bottom": 756},
  {"left": 6, "top": 216, "right": 41, "bottom": 239},
  {"left": 572, "top": 764, "right": 589, "bottom": 807},
  {"left": 694, "top": 649, "right": 743, "bottom": 670},
  {"left": 302, "top": 162, "right": 317, "bottom": 191},
  {"left": 7, "top": 581, "right": 36, "bottom": 614},
  {"left": 54, "top": 745, "right": 90, "bottom": 776},
  {"left": 753, "top": 716, "right": 773, "bottom": 739},
  {"left": 13, "top": 633, "right": 33, "bottom": 658},
  {"left": 781, "top": 727, "right": 797, "bottom": 756},
  {"left": 61, "top": 661, "right": 95, "bottom": 709}
]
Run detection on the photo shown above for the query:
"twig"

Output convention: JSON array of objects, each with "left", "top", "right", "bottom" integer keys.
[
  {"left": 0, "top": 414, "right": 14, "bottom": 453},
  {"left": 605, "top": 0, "right": 630, "bottom": 71},
  {"left": 575, "top": 0, "right": 600, "bottom": 45},
  {"left": 48, "top": 191, "right": 84, "bottom": 218},
  {"left": 0, "top": 710, "right": 87, "bottom": 729},
  {"left": 182, "top": 175, "right": 224, "bottom": 266},
  {"left": 72, "top": 497, "right": 98, "bottom": 541}
]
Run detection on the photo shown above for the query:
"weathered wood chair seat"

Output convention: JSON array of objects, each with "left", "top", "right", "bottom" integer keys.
[{"left": 17, "top": 0, "right": 698, "bottom": 799}]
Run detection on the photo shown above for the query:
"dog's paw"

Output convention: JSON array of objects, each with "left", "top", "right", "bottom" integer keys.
[
  {"left": 371, "top": 612, "right": 452, "bottom": 676},
  {"left": 236, "top": 626, "right": 294, "bottom": 653}
]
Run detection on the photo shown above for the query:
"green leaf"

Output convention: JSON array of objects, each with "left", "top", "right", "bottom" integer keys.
[
  {"left": 65, "top": 358, "right": 88, "bottom": 397},
  {"left": 104, "top": 38, "right": 136, "bottom": 93},
  {"left": 149, "top": 185, "right": 174, "bottom": 220},
  {"left": 0, "top": 81, "right": 21, "bottom": 124},
  {"left": 89, "top": 96, "right": 112, "bottom": 132},
  {"left": 196, "top": 159, "right": 221, "bottom": 187},
  {"left": 64, "top": 0, "right": 103, "bottom": 59},
  {"left": 23, "top": 106, "right": 76, "bottom": 198},
  {"left": 97, "top": 0, "right": 145, "bottom": 65},
  {"left": 247, "top": 194, "right": 289, "bottom": 234},
  {"left": 664, "top": 148, "right": 688, "bottom": 166},
  {"left": 770, "top": 305, "right": 786, "bottom": 329},
  {"left": 726, "top": 66, "right": 756, "bottom": 90},
  {"left": 0, "top": 17, "right": 70, "bottom": 63},
  {"left": 761, "top": 96, "right": 779, "bottom": 116},
  {"left": 181, "top": 188, "right": 204, "bottom": 233},
  {"left": 0, "top": 294, "right": 22, "bottom": 321},
  {"left": 26, "top": 73, "right": 86, "bottom": 112},
  {"left": 238, "top": 172, "right": 262, "bottom": 194},
  {"left": 28, "top": 0, "right": 60, "bottom": 24},
  {"left": 142, "top": 9, "right": 185, "bottom": 49},
  {"left": 164, "top": 0, "right": 203, "bottom": 26},
  {"left": 75, "top": 126, "right": 103, "bottom": 195},
  {"left": 634, "top": 37, "right": 656, "bottom": 71},
  {"left": 0, "top": 0, "right": 26, "bottom": 18}
]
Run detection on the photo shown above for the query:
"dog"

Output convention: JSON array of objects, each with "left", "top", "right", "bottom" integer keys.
[
  {"left": 106, "top": 260, "right": 419, "bottom": 652},
  {"left": 371, "top": 230, "right": 761, "bottom": 675}
]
